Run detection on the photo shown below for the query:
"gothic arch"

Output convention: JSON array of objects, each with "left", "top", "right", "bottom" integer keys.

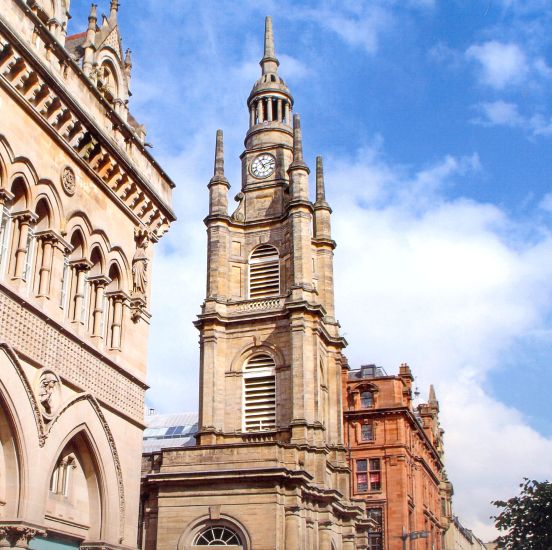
[
  {"left": 0, "top": 345, "right": 46, "bottom": 517},
  {"left": 177, "top": 514, "right": 251, "bottom": 550},
  {"left": 95, "top": 50, "right": 127, "bottom": 102},
  {"left": 9, "top": 176, "right": 31, "bottom": 211},
  {"left": 45, "top": 394, "right": 125, "bottom": 542},
  {"left": 0, "top": 136, "right": 15, "bottom": 190},
  {"left": 107, "top": 247, "right": 130, "bottom": 291},
  {"left": 34, "top": 180, "right": 64, "bottom": 231},
  {"left": 45, "top": 426, "right": 104, "bottom": 540}
]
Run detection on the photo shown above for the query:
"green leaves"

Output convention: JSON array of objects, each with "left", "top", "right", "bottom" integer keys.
[{"left": 491, "top": 478, "right": 552, "bottom": 549}]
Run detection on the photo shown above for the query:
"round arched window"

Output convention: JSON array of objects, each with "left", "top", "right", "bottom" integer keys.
[{"left": 193, "top": 526, "right": 242, "bottom": 546}]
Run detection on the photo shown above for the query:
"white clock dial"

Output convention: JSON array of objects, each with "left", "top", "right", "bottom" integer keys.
[{"left": 251, "top": 153, "right": 276, "bottom": 179}]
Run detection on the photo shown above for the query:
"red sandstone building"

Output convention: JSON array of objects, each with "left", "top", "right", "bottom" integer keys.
[{"left": 343, "top": 363, "right": 453, "bottom": 550}]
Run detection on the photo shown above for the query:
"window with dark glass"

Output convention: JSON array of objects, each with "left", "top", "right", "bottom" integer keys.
[
  {"left": 361, "top": 422, "right": 374, "bottom": 441},
  {"left": 369, "top": 458, "right": 381, "bottom": 490},
  {"left": 356, "top": 458, "right": 382, "bottom": 492},
  {"left": 360, "top": 391, "right": 374, "bottom": 408},
  {"left": 367, "top": 508, "right": 383, "bottom": 550}
]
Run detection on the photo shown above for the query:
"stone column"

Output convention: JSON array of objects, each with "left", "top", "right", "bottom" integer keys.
[
  {"left": 285, "top": 507, "right": 303, "bottom": 550},
  {"left": 284, "top": 101, "right": 291, "bottom": 124},
  {"left": 250, "top": 105, "right": 256, "bottom": 127},
  {"left": 343, "top": 534, "right": 356, "bottom": 550},
  {"left": 266, "top": 97, "right": 273, "bottom": 121},
  {"left": 319, "top": 522, "right": 334, "bottom": 550},
  {"left": 257, "top": 100, "right": 263, "bottom": 123},
  {"left": 71, "top": 261, "right": 91, "bottom": 323},
  {"left": 89, "top": 275, "right": 110, "bottom": 337},
  {"left": 36, "top": 233, "right": 56, "bottom": 297},
  {"left": 108, "top": 291, "right": 125, "bottom": 349},
  {"left": 277, "top": 99, "right": 283, "bottom": 122},
  {"left": 12, "top": 212, "right": 36, "bottom": 280}
]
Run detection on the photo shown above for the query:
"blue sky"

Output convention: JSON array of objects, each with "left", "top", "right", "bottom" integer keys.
[{"left": 70, "top": 0, "right": 552, "bottom": 539}]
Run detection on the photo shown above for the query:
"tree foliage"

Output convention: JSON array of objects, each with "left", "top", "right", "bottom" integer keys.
[{"left": 492, "top": 478, "right": 552, "bottom": 549}]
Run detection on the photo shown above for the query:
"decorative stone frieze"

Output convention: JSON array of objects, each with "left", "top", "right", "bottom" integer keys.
[
  {"left": 0, "top": 25, "right": 174, "bottom": 237},
  {"left": 0, "top": 286, "right": 145, "bottom": 422}
]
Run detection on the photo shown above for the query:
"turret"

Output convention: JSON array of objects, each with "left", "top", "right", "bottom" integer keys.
[
  {"left": 288, "top": 114, "right": 310, "bottom": 201},
  {"left": 208, "top": 129, "right": 230, "bottom": 216},
  {"left": 245, "top": 17, "right": 293, "bottom": 150},
  {"left": 82, "top": 3, "right": 97, "bottom": 77},
  {"left": 109, "top": 0, "right": 120, "bottom": 24},
  {"left": 313, "top": 156, "right": 332, "bottom": 240}
]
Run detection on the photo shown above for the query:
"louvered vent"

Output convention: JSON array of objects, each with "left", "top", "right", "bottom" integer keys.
[
  {"left": 249, "top": 244, "right": 280, "bottom": 299},
  {"left": 244, "top": 353, "right": 276, "bottom": 432}
]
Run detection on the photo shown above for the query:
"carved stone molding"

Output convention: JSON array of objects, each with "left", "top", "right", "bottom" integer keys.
[
  {"left": 35, "top": 367, "right": 62, "bottom": 421},
  {"left": 60, "top": 165, "right": 76, "bottom": 196},
  {"left": 47, "top": 393, "right": 126, "bottom": 542},
  {"left": 0, "top": 524, "right": 46, "bottom": 549},
  {"left": 0, "top": 288, "right": 145, "bottom": 422},
  {"left": 0, "top": 27, "right": 173, "bottom": 238}
]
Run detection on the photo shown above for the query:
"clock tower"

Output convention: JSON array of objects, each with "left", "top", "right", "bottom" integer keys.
[{"left": 141, "top": 17, "right": 367, "bottom": 550}]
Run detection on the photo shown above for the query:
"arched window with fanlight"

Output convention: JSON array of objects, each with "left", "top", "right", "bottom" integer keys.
[
  {"left": 248, "top": 244, "right": 280, "bottom": 299},
  {"left": 193, "top": 525, "right": 243, "bottom": 546},
  {"left": 243, "top": 353, "right": 276, "bottom": 432}
]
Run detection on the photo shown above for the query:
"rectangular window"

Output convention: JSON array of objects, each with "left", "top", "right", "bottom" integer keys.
[
  {"left": 360, "top": 391, "right": 374, "bottom": 408},
  {"left": 361, "top": 423, "right": 374, "bottom": 441},
  {"left": 369, "top": 458, "right": 381, "bottom": 490},
  {"left": 0, "top": 207, "right": 10, "bottom": 276},
  {"left": 356, "top": 458, "right": 381, "bottom": 492},
  {"left": 59, "top": 258, "right": 69, "bottom": 309},
  {"left": 21, "top": 228, "right": 35, "bottom": 282},
  {"left": 368, "top": 534, "right": 382, "bottom": 550}
]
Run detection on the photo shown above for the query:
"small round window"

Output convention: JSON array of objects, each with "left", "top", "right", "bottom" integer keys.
[{"left": 193, "top": 526, "right": 242, "bottom": 546}]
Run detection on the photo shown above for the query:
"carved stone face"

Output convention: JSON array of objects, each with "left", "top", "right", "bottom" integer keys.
[{"left": 37, "top": 371, "right": 61, "bottom": 417}]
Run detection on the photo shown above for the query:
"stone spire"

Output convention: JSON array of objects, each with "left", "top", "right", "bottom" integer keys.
[
  {"left": 83, "top": 4, "right": 98, "bottom": 76},
  {"left": 289, "top": 114, "right": 309, "bottom": 173},
  {"left": 261, "top": 16, "right": 279, "bottom": 75},
  {"left": 315, "top": 156, "right": 328, "bottom": 205},
  {"left": 109, "top": 0, "right": 120, "bottom": 23},
  {"left": 208, "top": 129, "right": 229, "bottom": 216}
]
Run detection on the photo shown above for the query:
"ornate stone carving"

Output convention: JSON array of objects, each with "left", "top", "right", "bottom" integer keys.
[
  {"left": 36, "top": 368, "right": 61, "bottom": 420},
  {"left": 132, "top": 229, "right": 149, "bottom": 298},
  {"left": 0, "top": 525, "right": 45, "bottom": 549},
  {"left": 231, "top": 192, "right": 245, "bottom": 222},
  {"left": 60, "top": 165, "right": 76, "bottom": 196},
  {"left": 0, "top": 292, "right": 145, "bottom": 422},
  {"left": 47, "top": 393, "right": 126, "bottom": 542}
]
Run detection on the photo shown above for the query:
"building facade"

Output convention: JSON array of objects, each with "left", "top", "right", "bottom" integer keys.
[
  {"left": 141, "top": 17, "right": 368, "bottom": 550},
  {"left": 0, "top": 1, "right": 174, "bottom": 548},
  {"left": 443, "top": 517, "right": 486, "bottom": 550},
  {"left": 343, "top": 364, "right": 453, "bottom": 550}
]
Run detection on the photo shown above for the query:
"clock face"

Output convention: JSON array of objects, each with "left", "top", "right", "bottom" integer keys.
[{"left": 251, "top": 153, "right": 276, "bottom": 179}]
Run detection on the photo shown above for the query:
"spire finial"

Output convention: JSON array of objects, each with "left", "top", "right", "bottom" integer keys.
[
  {"left": 125, "top": 48, "right": 132, "bottom": 69},
  {"left": 288, "top": 114, "right": 310, "bottom": 174},
  {"left": 260, "top": 16, "right": 280, "bottom": 75},
  {"left": 429, "top": 384, "right": 437, "bottom": 404},
  {"left": 214, "top": 129, "right": 225, "bottom": 178},
  {"left": 88, "top": 3, "right": 97, "bottom": 25},
  {"left": 316, "top": 156, "right": 326, "bottom": 203},
  {"left": 109, "top": 0, "right": 119, "bottom": 23}
]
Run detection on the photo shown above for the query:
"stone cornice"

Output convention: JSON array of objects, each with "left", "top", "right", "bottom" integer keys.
[
  {"left": 11, "top": 0, "right": 175, "bottom": 190},
  {"left": 0, "top": 17, "right": 175, "bottom": 239}
]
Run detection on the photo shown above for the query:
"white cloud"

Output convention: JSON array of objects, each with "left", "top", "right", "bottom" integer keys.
[
  {"left": 326, "top": 145, "right": 552, "bottom": 540},
  {"left": 466, "top": 41, "right": 528, "bottom": 89},
  {"left": 473, "top": 100, "right": 552, "bottom": 137}
]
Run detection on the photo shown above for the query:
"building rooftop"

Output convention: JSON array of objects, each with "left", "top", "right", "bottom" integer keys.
[
  {"left": 348, "top": 364, "right": 388, "bottom": 380},
  {"left": 143, "top": 411, "right": 198, "bottom": 453}
]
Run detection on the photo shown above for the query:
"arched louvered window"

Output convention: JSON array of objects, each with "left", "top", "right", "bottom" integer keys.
[
  {"left": 243, "top": 353, "right": 276, "bottom": 432},
  {"left": 248, "top": 244, "right": 280, "bottom": 299},
  {"left": 193, "top": 526, "right": 242, "bottom": 546}
]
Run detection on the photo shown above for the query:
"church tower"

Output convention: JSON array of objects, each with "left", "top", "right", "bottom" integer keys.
[{"left": 141, "top": 17, "right": 366, "bottom": 550}]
